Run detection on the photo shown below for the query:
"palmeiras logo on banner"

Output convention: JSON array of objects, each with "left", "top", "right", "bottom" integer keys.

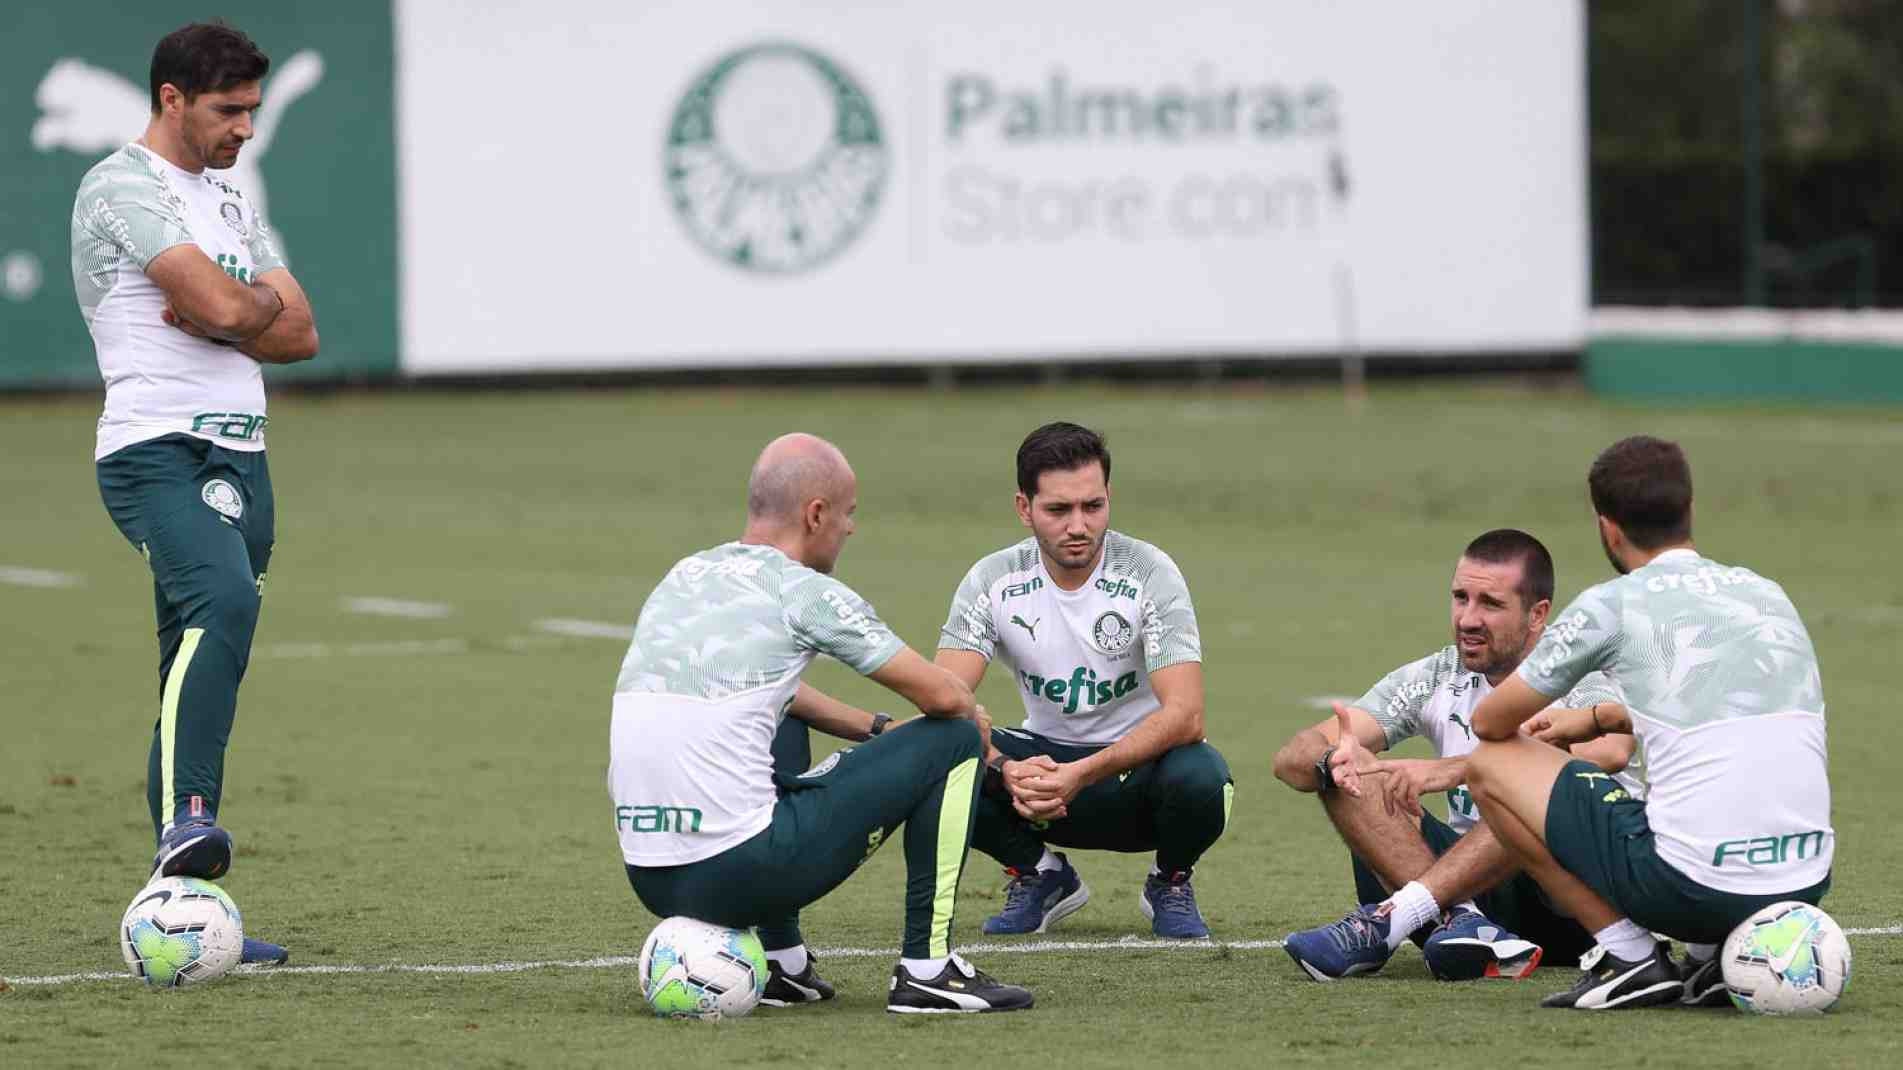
[{"left": 664, "top": 42, "right": 887, "bottom": 275}]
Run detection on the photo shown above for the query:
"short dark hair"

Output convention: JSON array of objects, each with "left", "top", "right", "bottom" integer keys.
[
  {"left": 1588, "top": 435, "right": 1693, "bottom": 549},
  {"left": 150, "top": 21, "right": 269, "bottom": 112},
  {"left": 1461, "top": 528, "right": 1555, "bottom": 608},
  {"left": 1016, "top": 422, "right": 1111, "bottom": 498}
]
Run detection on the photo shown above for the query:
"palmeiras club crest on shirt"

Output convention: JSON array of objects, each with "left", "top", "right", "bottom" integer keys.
[
  {"left": 1092, "top": 611, "right": 1136, "bottom": 655},
  {"left": 218, "top": 201, "right": 248, "bottom": 237}
]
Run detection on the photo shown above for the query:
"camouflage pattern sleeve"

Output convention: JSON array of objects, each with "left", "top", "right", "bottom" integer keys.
[
  {"left": 1518, "top": 583, "right": 1623, "bottom": 699},
  {"left": 1558, "top": 670, "right": 1624, "bottom": 711},
  {"left": 78, "top": 157, "right": 195, "bottom": 270},
  {"left": 1352, "top": 648, "right": 1452, "bottom": 749},
  {"left": 1139, "top": 549, "right": 1201, "bottom": 673},
  {"left": 783, "top": 568, "right": 905, "bottom": 675},
  {"left": 938, "top": 559, "right": 998, "bottom": 659},
  {"left": 246, "top": 203, "right": 287, "bottom": 275}
]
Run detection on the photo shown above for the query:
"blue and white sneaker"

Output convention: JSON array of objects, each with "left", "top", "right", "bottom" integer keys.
[
  {"left": 981, "top": 854, "right": 1091, "bottom": 935},
  {"left": 150, "top": 819, "right": 233, "bottom": 881},
  {"left": 241, "top": 937, "right": 290, "bottom": 966},
  {"left": 1285, "top": 906, "right": 1393, "bottom": 981},
  {"left": 1139, "top": 870, "right": 1210, "bottom": 939},
  {"left": 1423, "top": 907, "right": 1543, "bottom": 980}
]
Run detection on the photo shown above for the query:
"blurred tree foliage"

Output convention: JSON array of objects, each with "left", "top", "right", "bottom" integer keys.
[{"left": 1592, "top": 0, "right": 1903, "bottom": 306}]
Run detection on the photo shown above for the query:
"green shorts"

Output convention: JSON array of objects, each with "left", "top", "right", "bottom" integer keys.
[
  {"left": 1544, "top": 759, "right": 1830, "bottom": 945},
  {"left": 1350, "top": 810, "right": 1594, "bottom": 963}
]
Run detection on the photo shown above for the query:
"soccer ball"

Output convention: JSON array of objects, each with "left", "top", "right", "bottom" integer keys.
[
  {"left": 637, "top": 917, "right": 768, "bottom": 1020},
  {"left": 1721, "top": 901, "right": 1851, "bottom": 1015},
  {"left": 119, "top": 876, "right": 245, "bottom": 987}
]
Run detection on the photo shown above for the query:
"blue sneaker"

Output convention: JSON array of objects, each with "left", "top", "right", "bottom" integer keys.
[
  {"left": 1139, "top": 870, "right": 1210, "bottom": 939},
  {"left": 1284, "top": 906, "right": 1393, "bottom": 981},
  {"left": 241, "top": 937, "right": 290, "bottom": 966},
  {"left": 150, "top": 819, "right": 233, "bottom": 881},
  {"left": 981, "top": 854, "right": 1091, "bottom": 935},
  {"left": 1423, "top": 907, "right": 1543, "bottom": 980}
]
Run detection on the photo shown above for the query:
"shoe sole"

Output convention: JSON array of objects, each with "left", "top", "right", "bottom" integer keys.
[
  {"left": 1285, "top": 943, "right": 1383, "bottom": 983},
  {"left": 1427, "top": 937, "right": 1544, "bottom": 981},
  {"left": 886, "top": 1001, "right": 1035, "bottom": 1014},
  {"left": 1547, "top": 979, "right": 1683, "bottom": 1010},
  {"left": 1034, "top": 881, "right": 1091, "bottom": 934},
  {"left": 1137, "top": 888, "right": 1210, "bottom": 940},
  {"left": 151, "top": 829, "right": 232, "bottom": 881},
  {"left": 1681, "top": 982, "right": 1732, "bottom": 1008},
  {"left": 981, "top": 880, "right": 1092, "bottom": 936}
]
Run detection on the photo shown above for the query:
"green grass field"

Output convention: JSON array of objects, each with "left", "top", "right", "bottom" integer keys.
[{"left": 4, "top": 378, "right": 1902, "bottom": 1068}]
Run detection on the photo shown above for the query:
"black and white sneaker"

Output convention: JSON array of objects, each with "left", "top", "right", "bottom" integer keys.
[
  {"left": 1539, "top": 941, "right": 1682, "bottom": 1010},
  {"left": 1679, "top": 951, "right": 1732, "bottom": 1008},
  {"left": 761, "top": 951, "right": 836, "bottom": 1007},
  {"left": 885, "top": 955, "right": 1034, "bottom": 1014}
]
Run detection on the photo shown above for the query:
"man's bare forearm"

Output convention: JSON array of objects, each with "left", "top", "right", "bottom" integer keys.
[
  {"left": 789, "top": 683, "right": 878, "bottom": 742},
  {"left": 1072, "top": 702, "right": 1200, "bottom": 787}
]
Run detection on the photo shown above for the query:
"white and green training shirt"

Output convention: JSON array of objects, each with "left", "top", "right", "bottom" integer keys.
[
  {"left": 609, "top": 542, "right": 904, "bottom": 867},
  {"left": 1519, "top": 548, "right": 1831, "bottom": 895},
  {"left": 70, "top": 143, "right": 286, "bottom": 460},
  {"left": 938, "top": 531, "right": 1201, "bottom": 746},
  {"left": 1356, "top": 646, "right": 1640, "bottom": 834}
]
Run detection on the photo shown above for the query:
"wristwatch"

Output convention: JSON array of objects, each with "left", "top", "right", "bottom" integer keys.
[
  {"left": 1315, "top": 746, "right": 1338, "bottom": 795},
  {"left": 867, "top": 713, "right": 892, "bottom": 739}
]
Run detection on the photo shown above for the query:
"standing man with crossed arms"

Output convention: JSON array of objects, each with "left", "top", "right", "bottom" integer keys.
[{"left": 73, "top": 21, "right": 319, "bottom": 965}]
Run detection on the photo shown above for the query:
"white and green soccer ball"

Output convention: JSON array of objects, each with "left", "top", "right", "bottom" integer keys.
[
  {"left": 119, "top": 876, "right": 245, "bottom": 987},
  {"left": 637, "top": 917, "right": 768, "bottom": 1020},
  {"left": 1721, "top": 901, "right": 1851, "bottom": 1015}
]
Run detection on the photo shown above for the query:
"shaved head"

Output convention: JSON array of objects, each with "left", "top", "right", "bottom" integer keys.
[{"left": 746, "top": 433, "right": 854, "bottom": 523}]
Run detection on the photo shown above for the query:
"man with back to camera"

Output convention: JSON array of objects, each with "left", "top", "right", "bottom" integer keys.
[
  {"left": 610, "top": 433, "right": 1033, "bottom": 1015},
  {"left": 1273, "top": 529, "right": 1643, "bottom": 981},
  {"left": 73, "top": 20, "right": 319, "bottom": 965},
  {"left": 1465, "top": 435, "right": 1833, "bottom": 1010},
  {"left": 935, "top": 422, "right": 1233, "bottom": 939}
]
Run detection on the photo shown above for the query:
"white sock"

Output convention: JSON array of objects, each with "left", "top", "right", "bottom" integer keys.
[
  {"left": 1149, "top": 862, "right": 1162, "bottom": 877},
  {"left": 765, "top": 945, "right": 808, "bottom": 974},
  {"left": 900, "top": 956, "right": 949, "bottom": 977},
  {"left": 1686, "top": 942, "right": 1718, "bottom": 963},
  {"left": 1036, "top": 848, "right": 1062, "bottom": 873},
  {"left": 1593, "top": 919, "right": 1656, "bottom": 962},
  {"left": 1452, "top": 900, "right": 1480, "bottom": 916},
  {"left": 1380, "top": 881, "right": 1441, "bottom": 951}
]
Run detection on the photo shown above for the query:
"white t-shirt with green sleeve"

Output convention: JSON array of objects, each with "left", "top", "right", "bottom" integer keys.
[
  {"left": 70, "top": 143, "right": 287, "bottom": 460},
  {"left": 609, "top": 543, "right": 905, "bottom": 867},
  {"left": 1518, "top": 548, "right": 1831, "bottom": 895},
  {"left": 938, "top": 531, "right": 1201, "bottom": 746}
]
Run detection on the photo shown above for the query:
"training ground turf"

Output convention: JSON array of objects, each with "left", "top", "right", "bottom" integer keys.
[{"left": 4, "top": 378, "right": 1901, "bottom": 1067}]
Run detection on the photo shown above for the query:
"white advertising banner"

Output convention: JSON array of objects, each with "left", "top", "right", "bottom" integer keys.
[{"left": 397, "top": 0, "right": 1586, "bottom": 372}]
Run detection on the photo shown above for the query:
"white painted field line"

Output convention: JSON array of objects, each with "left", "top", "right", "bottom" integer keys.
[
  {"left": 11, "top": 927, "right": 1902, "bottom": 987},
  {"left": 0, "top": 566, "right": 83, "bottom": 588},
  {"left": 341, "top": 596, "right": 453, "bottom": 619},
  {"left": 1303, "top": 696, "right": 1355, "bottom": 711},
  {"left": 534, "top": 618, "right": 633, "bottom": 641}
]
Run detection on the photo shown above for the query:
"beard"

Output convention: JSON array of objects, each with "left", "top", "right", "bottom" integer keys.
[
  {"left": 1043, "top": 531, "right": 1101, "bottom": 570},
  {"left": 1599, "top": 529, "right": 1630, "bottom": 575}
]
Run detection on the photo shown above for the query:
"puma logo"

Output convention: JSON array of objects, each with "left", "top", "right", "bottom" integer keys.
[
  {"left": 1010, "top": 614, "right": 1039, "bottom": 641},
  {"left": 1447, "top": 711, "right": 1474, "bottom": 740}
]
